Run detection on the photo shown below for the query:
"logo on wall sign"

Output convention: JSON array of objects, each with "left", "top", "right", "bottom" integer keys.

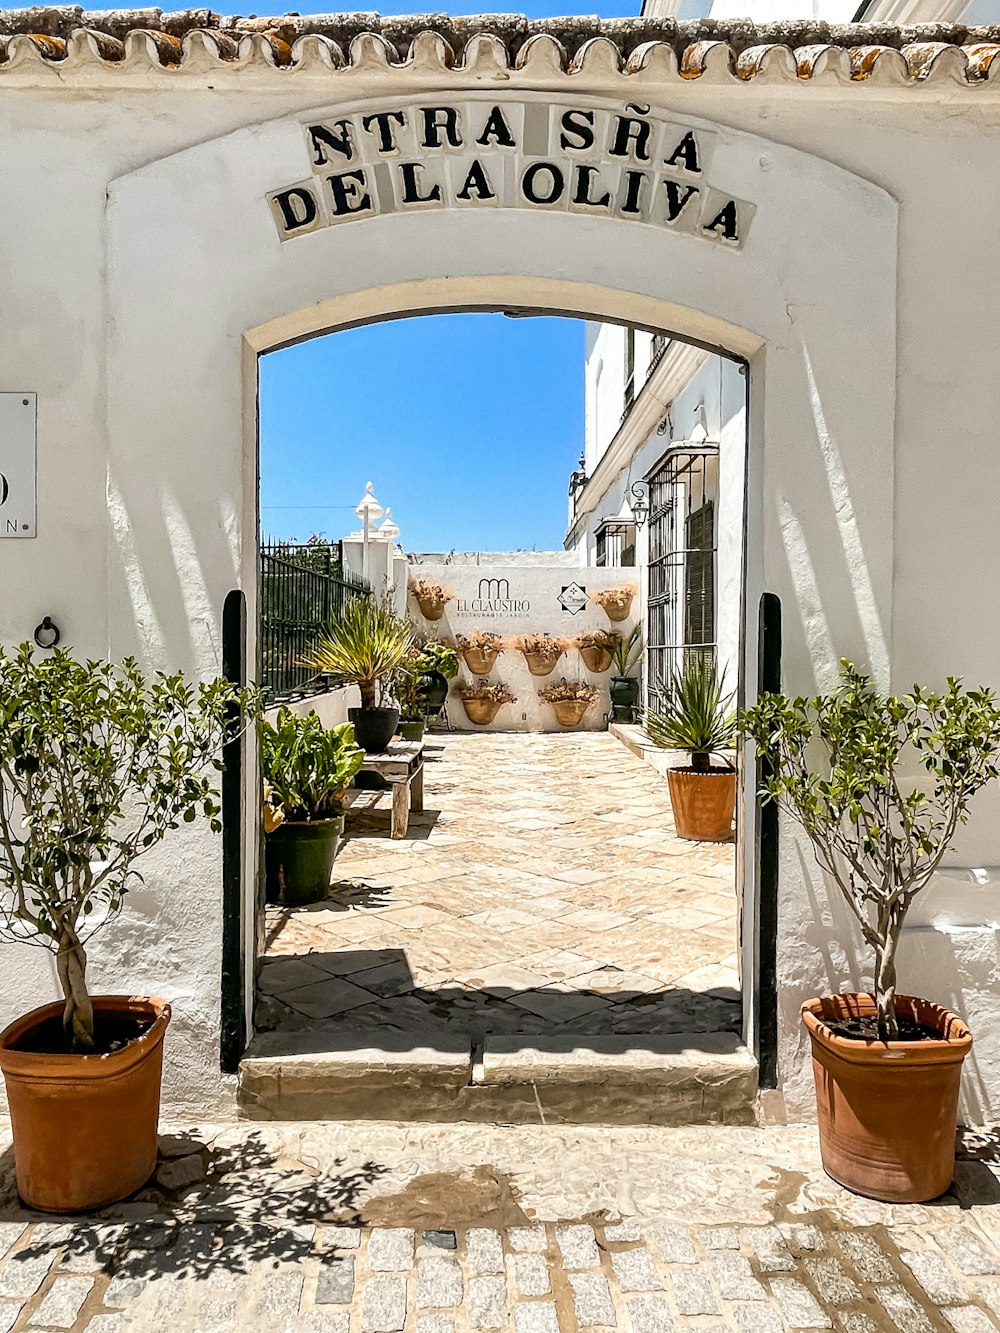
[
  {"left": 558, "top": 583, "right": 588, "bottom": 615},
  {"left": 479, "top": 577, "right": 510, "bottom": 600}
]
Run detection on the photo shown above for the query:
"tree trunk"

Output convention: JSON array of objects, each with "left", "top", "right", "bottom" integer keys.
[
  {"left": 359, "top": 680, "right": 378, "bottom": 710},
  {"left": 874, "top": 921, "right": 899, "bottom": 1042},
  {"left": 57, "top": 933, "right": 95, "bottom": 1053}
]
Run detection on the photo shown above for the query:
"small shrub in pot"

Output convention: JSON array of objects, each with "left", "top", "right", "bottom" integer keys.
[
  {"left": 741, "top": 660, "right": 1000, "bottom": 1202},
  {"left": 0, "top": 644, "right": 255, "bottom": 1211}
]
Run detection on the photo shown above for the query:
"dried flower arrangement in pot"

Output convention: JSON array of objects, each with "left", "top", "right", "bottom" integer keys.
[
  {"left": 456, "top": 680, "right": 516, "bottom": 726},
  {"left": 456, "top": 630, "right": 505, "bottom": 677},
  {"left": 409, "top": 578, "right": 453, "bottom": 622},
  {"left": 590, "top": 583, "right": 637, "bottom": 623},
  {"left": 515, "top": 632, "right": 569, "bottom": 677},
  {"left": 575, "top": 629, "right": 620, "bottom": 674},
  {"left": 539, "top": 679, "right": 600, "bottom": 728}
]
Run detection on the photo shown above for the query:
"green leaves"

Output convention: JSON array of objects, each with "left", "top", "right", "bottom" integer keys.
[
  {"left": 259, "top": 709, "right": 364, "bottom": 822},
  {"left": 644, "top": 655, "right": 737, "bottom": 759},
  {"left": 610, "top": 625, "right": 643, "bottom": 677},
  {"left": 301, "top": 597, "right": 414, "bottom": 710}
]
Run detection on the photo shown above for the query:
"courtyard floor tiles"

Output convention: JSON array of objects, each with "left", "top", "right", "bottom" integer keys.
[{"left": 261, "top": 732, "right": 739, "bottom": 1041}]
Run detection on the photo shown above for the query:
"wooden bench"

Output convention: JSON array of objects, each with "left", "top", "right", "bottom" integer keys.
[{"left": 355, "top": 739, "right": 424, "bottom": 839}]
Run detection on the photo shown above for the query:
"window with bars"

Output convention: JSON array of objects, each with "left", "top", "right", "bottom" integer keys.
[{"left": 596, "top": 522, "right": 637, "bottom": 568}]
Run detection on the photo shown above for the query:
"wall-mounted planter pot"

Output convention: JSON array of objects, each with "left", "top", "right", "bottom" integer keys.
[
  {"left": 598, "top": 593, "right": 635, "bottom": 624},
  {"left": 523, "top": 651, "right": 563, "bottom": 677},
  {"left": 0, "top": 995, "right": 170, "bottom": 1212},
  {"left": 265, "top": 815, "right": 345, "bottom": 906},
  {"left": 802, "top": 993, "right": 972, "bottom": 1203},
  {"left": 462, "top": 647, "right": 501, "bottom": 676},
  {"left": 666, "top": 767, "right": 736, "bottom": 842},
  {"left": 550, "top": 699, "right": 592, "bottom": 727},
  {"left": 414, "top": 594, "right": 447, "bottom": 621},
  {"left": 579, "top": 646, "right": 613, "bottom": 673},
  {"left": 460, "top": 697, "right": 505, "bottom": 725}
]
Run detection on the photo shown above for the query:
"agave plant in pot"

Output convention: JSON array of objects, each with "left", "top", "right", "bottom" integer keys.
[
  {"left": 646, "top": 655, "right": 737, "bottom": 842},
  {"left": 301, "top": 596, "right": 413, "bottom": 753},
  {"left": 260, "top": 709, "right": 364, "bottom": 906},
  {"left": 741, "top": 661, "right": 1000, "bottom": 1203},
  {"left": 609, "top": 625, "right": 643, "bottom": 722},
  {"left": 0, "top": 644, "right": 253, "bottom": 1212}
]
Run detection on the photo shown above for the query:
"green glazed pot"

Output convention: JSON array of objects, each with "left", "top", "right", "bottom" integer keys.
[
  {"left": 265, "top": 816, "right": 344, "bottom": 907},
  {"left": 398, "top": 719, "right": 425, "bottom": 741},
  {"left": 418, "top": 670, "right": 449, "bottom": 714}
]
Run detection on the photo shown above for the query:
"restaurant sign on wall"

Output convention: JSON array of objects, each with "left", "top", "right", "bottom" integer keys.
[{"left": 268, "top": 100, "right": 755, "bottom": 249}]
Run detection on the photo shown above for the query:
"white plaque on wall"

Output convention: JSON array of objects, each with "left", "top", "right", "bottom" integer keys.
[{"left": 0, "top": 393, "right": 36, "bottom": 538}]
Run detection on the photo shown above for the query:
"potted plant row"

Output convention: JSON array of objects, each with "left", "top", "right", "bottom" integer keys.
[
  {"left": 302, "top": 595, "right": 413, "bottom": 753},
  {"left": 538, "top": 679, "right": 600, "bottom": 727},
  {"left": 409, "top": 578, "right": 453, "bottom": 622},
  {"left": 260, "top": 709, "right": 364, "bottom": 906},
  {"left": 742, "top": 661, "right": 1000, "bottom": 1203},
  {"left": 646, "top": 655, "right": 737, "bottom": 842},
  {"left": 590, "top": 583, "right": 637, "bottom": 624},
  {"left": 395, "top": 640, "right": 460, "bottom": 739},
  {"left": 456, "top": 630, "right": 505, "bottom": 676},
  {"left": 456, "top": 680, "right": 516, "bottom": 726},
  {"left": 515, "top": 633, "right": 569, "bottom": 677},
  {"left": 0, "top": 644, "right": 255, "bottom": 1213}
]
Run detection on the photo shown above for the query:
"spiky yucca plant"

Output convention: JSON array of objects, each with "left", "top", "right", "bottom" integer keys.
[
  {"left": 301, "top": 597, "right": 414, "bottom": 709},
  {"left": 645, "top": 655, "right": 736, "bottom": 772}
]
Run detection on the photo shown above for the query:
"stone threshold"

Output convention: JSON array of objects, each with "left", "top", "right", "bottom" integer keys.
[
  {"left": 238, "top": 1030, "right": 758, "bottom": 1126},
  {"left": 610, "top": 723, "right": 737, "bottom": 782}
]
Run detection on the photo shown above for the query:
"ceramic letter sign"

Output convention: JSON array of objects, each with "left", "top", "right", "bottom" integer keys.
[
  {"left": 0, "top": 393, "right": 36, "bottom": 538},
  {"left": 268, "top": 100, "right": 755, "bottom": 250}
]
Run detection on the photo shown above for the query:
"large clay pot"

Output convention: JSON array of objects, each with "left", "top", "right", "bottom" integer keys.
[
  {"left": 666, "top": 766, "right": 736, "bottom": 841},
  {"left": 349, "top": 706, "right": 400, "bottom": 753},
  {"left": 523, "top": 651, "right": 563, "bottom": 677},
  {"left": 461, "top": 696, "right": 504, "bottom": 725},
  {"left": 0, "top": 996, "right": 170, "bottom": 1212},
  {"left": 599, "top": 592, "right": 634, "bottom": 623},
  {"left": 265, "top": 815, "right": 344, "bottom": 906},
  {"left": 802, "top": 994, "right": 972, "bottom": 1203},
  {"left": 462, "top": 646, "right": 501, "bottom": 676},
  {"left": 550, "top": 699, "right": 592, "bottom": 727},
  {"left": 579, "top": 645, "right": 613, "bottom": 673}
]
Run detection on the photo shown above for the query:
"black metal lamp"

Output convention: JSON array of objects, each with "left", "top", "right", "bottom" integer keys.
[{"left": 629, "top": 481, "right": 650, "bottom": 529}]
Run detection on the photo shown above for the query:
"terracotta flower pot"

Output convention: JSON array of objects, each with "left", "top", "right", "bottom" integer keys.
[
  {"left": 523, "top": 651, "right": 562, "bottom": 677},
  {"left": 415, "top": 594, "right": 447, "bottom": 621},
  {"left": 599, "top": 593, "right": 634, "bottom": 623},
  {"left": 0, "top": 995, "right": 170, "bottom": 1212},
  {"left": 579, "top": 645, "right": 613, "bottom": 673},
  {"left": 550, "top": 699, "right": 592, "bottom": 727},
  {"left": 802, "top": 993, "right": 972, "bottom": 1203},
  {"left": 462, "top": 646, "right": 501, "bottom": 676},
  {"left": 666, "top": 766, "right": 736, "bottom": 841},
  {"left": 461, "top": 696, "right": 504, "bottom": 725}
]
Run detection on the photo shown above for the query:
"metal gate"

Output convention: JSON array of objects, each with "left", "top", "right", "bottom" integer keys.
[{"left": 645, "top": 444, "right": 719, "bottom": 709}]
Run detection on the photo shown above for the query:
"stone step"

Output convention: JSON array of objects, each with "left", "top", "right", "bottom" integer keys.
[{"left": 238, "top": 1030, "right": 758, "bottom": 1125}]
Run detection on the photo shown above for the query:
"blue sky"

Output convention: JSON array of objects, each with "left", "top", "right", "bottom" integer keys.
[{"left": 260, "top": 314, "right": 585, "bottom": 552}]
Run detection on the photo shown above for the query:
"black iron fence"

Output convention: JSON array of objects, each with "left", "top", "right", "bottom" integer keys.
[{"left": 259, "top": 540, "right": 370, "bottom": 700}]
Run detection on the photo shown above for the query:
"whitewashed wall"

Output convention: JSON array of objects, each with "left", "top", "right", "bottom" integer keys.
[
  {"left": 407, "top": 560, "right": 639, "bottom": 732},
  {"left": 0, "top": 49, "right": 998, "bottom": 1120}
]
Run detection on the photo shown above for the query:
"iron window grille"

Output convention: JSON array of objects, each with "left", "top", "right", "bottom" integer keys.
[{"left": 596, "top": 521, "right": 637, "bottom": 568}]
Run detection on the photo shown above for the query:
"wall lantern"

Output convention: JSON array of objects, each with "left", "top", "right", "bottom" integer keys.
[{"left": 629, "top": 481, "right": 650, "bottom": 529}]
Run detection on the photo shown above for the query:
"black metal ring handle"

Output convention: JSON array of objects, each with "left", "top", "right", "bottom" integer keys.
[{"left": 33, "top": 617, "right": 60, "bottom": 649}]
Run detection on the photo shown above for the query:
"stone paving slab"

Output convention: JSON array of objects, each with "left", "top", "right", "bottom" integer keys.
[
  {"left": 0, "top": 1119, "right": 999, "bottom": 1329},
  {"left": 260, "top": 732, "right": 739, "bottom": 1042}
]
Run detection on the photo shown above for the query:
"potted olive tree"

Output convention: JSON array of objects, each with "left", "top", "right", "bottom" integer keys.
[
  {"left": 645, "top": 655, "right": 736, "bottom": 841},
  {"left": 260, "top": 709, "right": 364, "bottom": 905},
  {"left": 0, "top": 644, "right": 252, "bottom": 1212},
  {"left": 301, "top": 596, "right": 413, "bottom": 752},
  {"left": 741, "top": 661, "right": 1000, "bottom": 1202}
]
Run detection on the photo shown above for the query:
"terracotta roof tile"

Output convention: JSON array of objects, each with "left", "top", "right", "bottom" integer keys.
[{"left": 0, "top": 8, "right": 998, "bottom": 83}]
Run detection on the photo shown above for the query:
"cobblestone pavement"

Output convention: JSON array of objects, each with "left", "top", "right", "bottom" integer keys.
[
  {"left": 3, "top": 1118, "right": 1000, "bottom": 1331},
  {"left": 261, "top": 733, "right": 738, "bottom": 1041}
]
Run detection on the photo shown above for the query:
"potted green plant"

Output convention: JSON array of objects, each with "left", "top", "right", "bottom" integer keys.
[
  {"left": 456, "top": 630, "right": 504, "bottom": 677},
  {"left": 0, "top": 644, "right": 252, "bottom": 1213},
  {"left": 576, "top": 629, "right": 620, "bottom": 674},
  {"left": 741, "top": 661, "right": 1000, "bottom": 1203},
  {"left": 539, "top": 679, "right": 600, "bottom": 727},
  {"left": 591, "top": 582, "right": 637, "bottom": 624},
  {"left": 414, "top": 640, "right": 459, "bottom": 720},
  {"left": 259, "top": 709, "right": 364, "bottom": 905},
  {"left": 645, "top": 655, "right": 737, "bottom": 841},
  {"left": 515, "top": 632, "right": 568, "bottom": 677},
  {"left": 609, "top": 625, "right": 643, "bottom": 722},
  {"left": 409, "top": 578, "right": 453, "bottom": 622},
  {"left": 456, "top": 680, "right": 515, "bottom": 726},
  {"left": 301, "top": 596, "right": 413, "bottom": 752}
]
